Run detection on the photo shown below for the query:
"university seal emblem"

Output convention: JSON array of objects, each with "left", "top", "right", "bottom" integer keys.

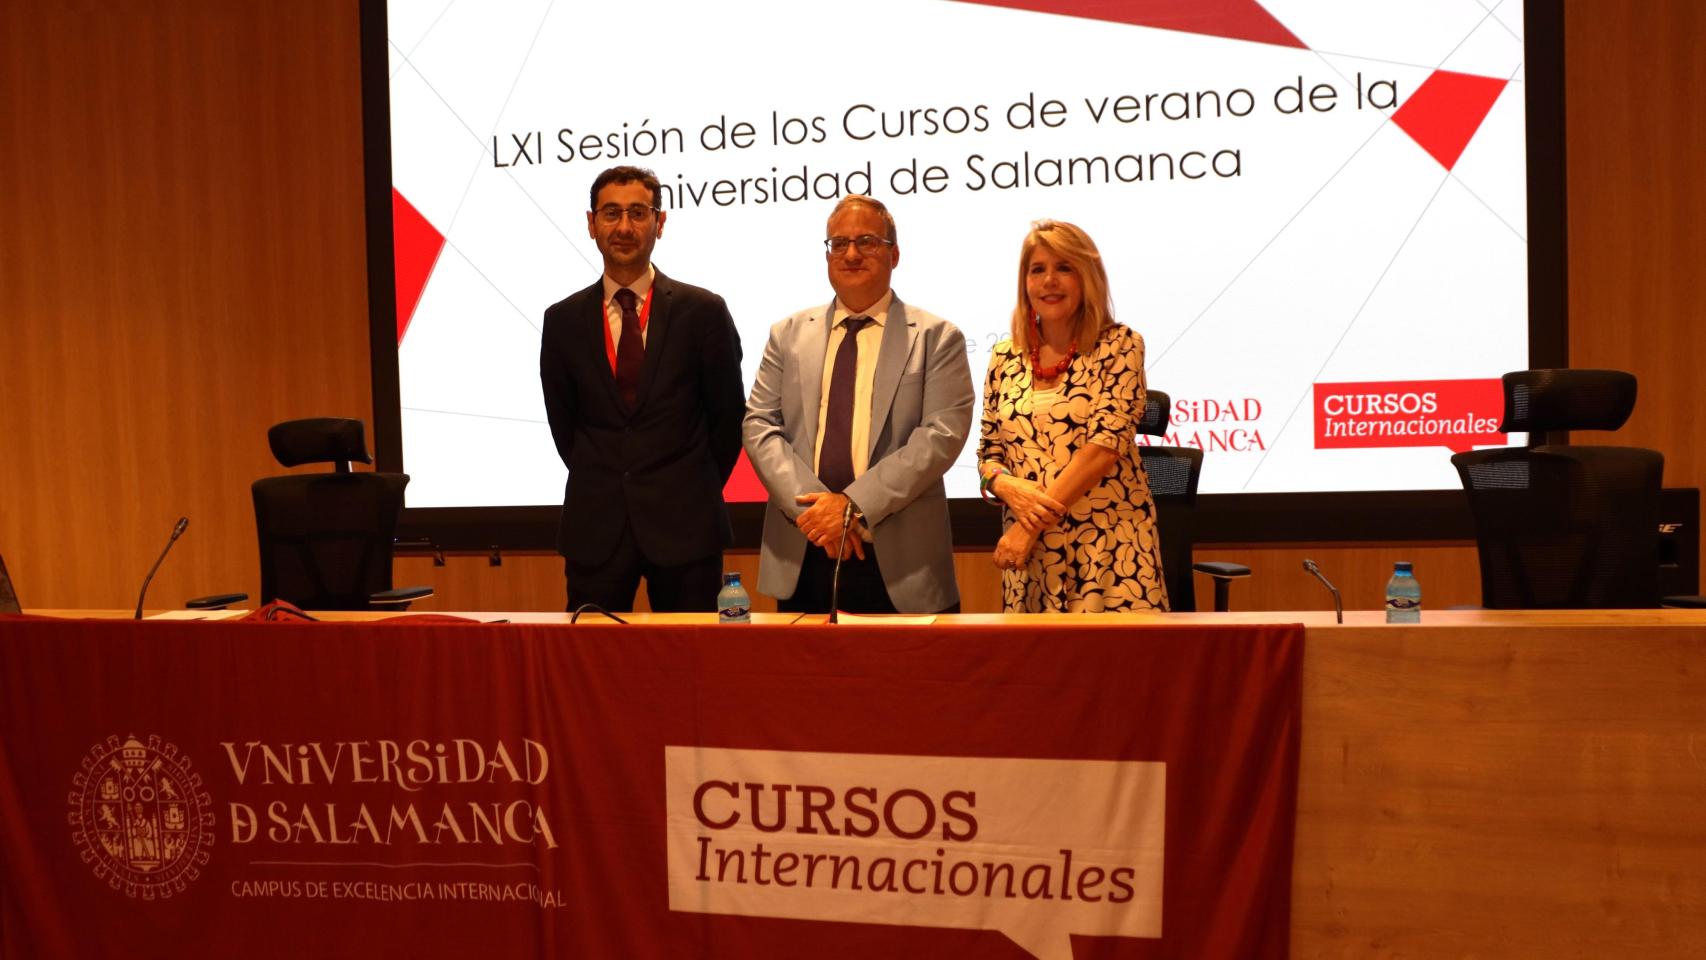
[{"left": 68, "top": 734, "right": 214, "bottom": 898}]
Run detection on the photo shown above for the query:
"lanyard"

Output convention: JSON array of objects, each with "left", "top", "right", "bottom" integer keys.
[{"left": 602, "top": 285, "right": 655, "bottom": 370}]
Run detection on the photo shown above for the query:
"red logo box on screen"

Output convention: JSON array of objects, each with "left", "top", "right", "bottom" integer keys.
[{"left": 1313, "top": 379, "right": 1506, "bottom": 454}]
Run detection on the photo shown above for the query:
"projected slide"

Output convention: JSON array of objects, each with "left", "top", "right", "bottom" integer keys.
[{"left": 384, "top": 0, "right": 1530, "bottom": 508}]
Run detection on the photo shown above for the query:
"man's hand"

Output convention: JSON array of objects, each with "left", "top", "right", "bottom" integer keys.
[
  {"left": 993, "top": 474, "right": 1067, "bottom": 532},
  {"left": 795, "top": 492, "right": 865, "bottom": 560},
  {"left": 991, "top": 523, "right": 1040, "bottom": 572}
]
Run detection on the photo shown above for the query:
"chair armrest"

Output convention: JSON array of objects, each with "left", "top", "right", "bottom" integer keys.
[
  {"left": 1192, "top": 561, "right": 1252, "bottom": 580},
  {"left": 371, "top": 586, "right": 433, "bottom": 605},
  {"left": 1191, "top": 562, "right": 1252, "bottom": 613},
  {"left": 186, "top": 592, "right": 249, "bottom": 609}
]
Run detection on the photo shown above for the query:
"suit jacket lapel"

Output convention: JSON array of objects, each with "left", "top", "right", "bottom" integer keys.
[
  {"left": 794, "top": 301, "right": 832, "bottom": 459},
  {"left": 635, "top": 270, "right": 673, "bottom": 410},
  {"left": 866, "top": 294, "right": 917, "bottom": 458},
  {"left": 581, "top": 282, "right": 625, "bottom": 413}
]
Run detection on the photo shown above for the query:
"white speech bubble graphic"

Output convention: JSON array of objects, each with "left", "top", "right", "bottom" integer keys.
[{"left": 665, "top": 746, "right": 1164, "bottom": 960}]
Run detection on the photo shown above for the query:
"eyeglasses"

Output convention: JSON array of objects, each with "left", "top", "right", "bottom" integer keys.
[
  {"left": 824, "top": 235, "right": 894, "bottom": 256},
  {"left": 595, "top": 204, "right": 659, "bottom": 225}
]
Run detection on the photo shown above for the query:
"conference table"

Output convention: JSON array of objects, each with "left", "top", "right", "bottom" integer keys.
[{"left": 3, "top": 608, "right": 1704, "bottom": 958}]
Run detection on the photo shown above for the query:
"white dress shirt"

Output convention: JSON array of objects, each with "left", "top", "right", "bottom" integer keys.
[
  {"left": 812, "top": 290, "right": 893, "bottom": 484},
  {"left": 600, "top": 264, "right": 656, "bottom": 360}
]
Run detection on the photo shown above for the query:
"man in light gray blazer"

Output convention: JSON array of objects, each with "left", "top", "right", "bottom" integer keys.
[{"left": 743, "top": 195, "right": 974, "bottom": 614}]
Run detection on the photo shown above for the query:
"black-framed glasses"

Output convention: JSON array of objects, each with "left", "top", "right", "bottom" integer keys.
[
  {"left": 595, "top": 204, "right": 659, "bottom": 224},
  {"left": 824, "top": 235, "right": 893, "bottom": 256}
]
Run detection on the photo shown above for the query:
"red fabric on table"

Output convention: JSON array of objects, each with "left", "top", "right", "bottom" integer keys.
[{"left": 0, "top": 618, "right": 1301, "bottom": 959}]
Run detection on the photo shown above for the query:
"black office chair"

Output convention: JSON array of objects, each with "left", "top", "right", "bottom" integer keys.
[
  {"left": 251, "top": 418, "right": 431, "bottom": 610},
  {"left": 1451, "top": 370, "right": 1663, "bottom": 609},
  {"left": 1136, "top": 390, "right": 1250, "bottom": 611}
]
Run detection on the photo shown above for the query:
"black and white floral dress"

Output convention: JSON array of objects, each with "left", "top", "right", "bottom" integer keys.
[{"left": 978, "top": 324, "right": 1169, "bottom": 612}]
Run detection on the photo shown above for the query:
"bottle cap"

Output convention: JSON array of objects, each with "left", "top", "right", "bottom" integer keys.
[
  {"left": 723, "top": 572, "right": 741, "bottom": 585},
  {"left": 1394, "top": 561, "right": 1413, "bottom": 573}
]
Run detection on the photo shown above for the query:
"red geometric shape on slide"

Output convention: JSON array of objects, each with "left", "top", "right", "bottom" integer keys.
[
  {"left": 955, "top": 0, "right": 1305, "bottom": 49},
  {"left": 723, "top": 450, "right": 768, "bottom": 503},
  {"left": 1391, "top": 70, "right": 1509, "bottom": 171},
  {"left": 392, "top": 188, "right": 446, "bottom": 345}
]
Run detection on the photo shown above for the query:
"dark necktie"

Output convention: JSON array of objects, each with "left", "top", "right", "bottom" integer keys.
[
  {"left": 818, "top": 315, "right": 873, "bottom": 493},
  {"left": 613, "top": 287, "right": 644, "bottom": 410}
]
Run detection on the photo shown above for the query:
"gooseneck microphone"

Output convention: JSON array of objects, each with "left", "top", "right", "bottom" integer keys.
[
  {"left": 1301, "top": 559, "right": 1344, "bottom": 624},
  {"left": 827, "top": 500, "right": 855, "bottom": 624},
  {"left": 134, "top": 517, "right": 189, "bottom": 619}
]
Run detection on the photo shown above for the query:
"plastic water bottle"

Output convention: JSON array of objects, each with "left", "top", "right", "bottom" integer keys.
[
  {"left": 717, "top": 572, "right": 751, "bottom": 624},
  {"left": 1385, "top": 562, "right": 1421, "bottom": 624}
]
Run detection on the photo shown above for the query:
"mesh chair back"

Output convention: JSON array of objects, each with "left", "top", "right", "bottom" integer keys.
[
  {"left": 1135, "top": 390, "right": 1201, "bottom": 611},
  {"left": 253, "top": 473, "right": 409, "bottom": 609},
  {"left": 1138, "top": 445, "right": 1203, "bottom": 612},
  {"left": 1452, "top": 444, "right": 1662, "bottom": 608},
  {"left": 1136, "top": 389, "right": 1171, "bottom": 437},
  {"left": 252, "top": 418, "right": 408, "bottom": 610}
]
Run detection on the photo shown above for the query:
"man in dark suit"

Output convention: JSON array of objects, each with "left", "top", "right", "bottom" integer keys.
[{"left": 540, "top": 165, "right": 744, "bottom": 612}]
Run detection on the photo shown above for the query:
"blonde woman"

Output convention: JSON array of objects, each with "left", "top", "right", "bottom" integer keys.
[{"left": 977, "top": 221, "right": 1169, "bottom": 612}]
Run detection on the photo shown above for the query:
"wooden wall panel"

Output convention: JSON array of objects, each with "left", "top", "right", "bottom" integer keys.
[
  {"left": 2, "top": 0, "right": 1700, "bottom": 619},
  {"left": 1180, "top": 541, "right": 1481, "bottom": 612},
  {"left": 394, "top": 552, "right": 779, "bottom": 616},
  {"left": 396, "top": 550, "right": 1008, "bottom": 615},
  {"left": 1565, "top": 2, "right": 1705, "bottom": 499},
  {"left": 389, "top": 543, "right": 1481, "bottom": 615},
  {"left": 0, "top": 2, "right": 369, "bottom": 610}
]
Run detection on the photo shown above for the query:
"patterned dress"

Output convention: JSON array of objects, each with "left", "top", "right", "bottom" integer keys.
[{"left": 978, "top": 324, "right": 1170, "bottom": 612}]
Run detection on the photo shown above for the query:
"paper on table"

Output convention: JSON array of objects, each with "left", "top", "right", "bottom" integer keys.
[
  {"left": 832, "top": 612, "right": 937, "bottom": 625},
  {"left": 145, "top": 609, "right": 249, "bottom": 621}
]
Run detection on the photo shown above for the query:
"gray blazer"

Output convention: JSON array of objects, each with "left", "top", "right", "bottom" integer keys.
[{"left": 742, "top": 294, "right": 974, "bottom": 612}]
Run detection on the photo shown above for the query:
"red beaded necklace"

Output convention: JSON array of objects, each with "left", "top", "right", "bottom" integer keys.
[{"left": 1028, "top": 316, "right": 1076, "bottom": 380}]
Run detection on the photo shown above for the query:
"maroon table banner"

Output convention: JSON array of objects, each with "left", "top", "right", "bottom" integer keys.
[{"left": 0, "top": 616, "right": 1302, "bottom": 958}]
